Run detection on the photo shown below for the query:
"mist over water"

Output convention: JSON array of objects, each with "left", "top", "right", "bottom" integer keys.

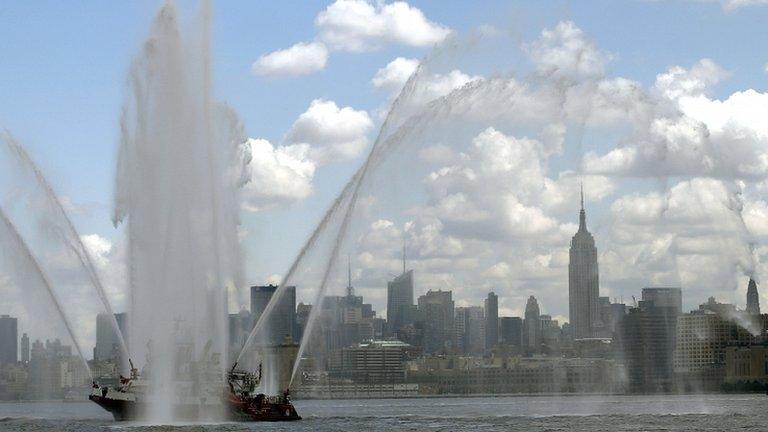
[{"left": 113, "top": 1, "right": 246, "bottom": 422}]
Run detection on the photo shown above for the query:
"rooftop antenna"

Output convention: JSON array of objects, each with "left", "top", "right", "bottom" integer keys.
[
  {"left": 402, "top": 234, "right": 407, "bottom": 275},
  {"left": 580, "top": 181, "right": 584, "bottom": 211},
  {"left": 346, "top": 253, "right": 354, "bottom": 297}
]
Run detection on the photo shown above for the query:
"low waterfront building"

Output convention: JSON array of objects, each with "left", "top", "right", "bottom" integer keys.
[
  {"left": 725, "top": 345, "right": 768, "bottom": 386},
  {"left": 673, "top": 310, "right": 764, "bottom": 390},
  {"left": 328, "top": 340, "right": 415, "bottom": 384},
  {"left": 405, "top": 355, "right": 622, "bottom": 395}
]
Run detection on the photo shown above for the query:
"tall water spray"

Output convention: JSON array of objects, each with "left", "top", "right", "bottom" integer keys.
[{"left": 114, "top": 1, "right": 246, "bottom": 421}]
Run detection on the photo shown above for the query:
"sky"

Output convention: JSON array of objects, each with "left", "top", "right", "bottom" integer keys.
[{"left": 2, "top": 0, "right": 768, "bottom": 335}]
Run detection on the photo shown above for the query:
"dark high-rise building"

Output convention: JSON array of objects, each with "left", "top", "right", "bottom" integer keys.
[
  {"left": 499, "top": 317, "right": 523, "bottom": 349},
  {"left": 569, "top": 186, "right": 600, "bottom": 339},
  {"left": 617, "top": 287, "right": 682, "bottom": 393},
  {"left": 642, "top": 287, "right": 682, "bottom": 315},
  {"left": 0, "top": 315, "right": 18, "bottom": 364},
  {"left": 251, "top": 285, "right": 297, "bottom": 344},
  {"left": 296, "top": 302, "right": 312, "bottom": 341},
  {"left": 466, "top": 306, "right": 486, "bottom": 356},
  {"left": 228, "top": 309, "right": 253, "bottom": 358},
  {"left": 747, "top": 278, "right": 761, "bottom": 315},
  {"left": 20, "top": 333, "right": 29, "bottom": 363},
  {"left": 418, "top": 290, "right": 454, "bottom": 354},
  {"left": 524, "top": 296, "right": 541, "bottom": 352},
  {"left": 387, "top": 270, "right": 414, "bottom": 336},
  {"left": 94, "top": 312, "right": 127, "bottom": 361},
  {"left": 484, "top": 292, "right": 499, "bottom": 352},
  {"left": 454, "top": 307, "right": 469, "bottom": 354}
]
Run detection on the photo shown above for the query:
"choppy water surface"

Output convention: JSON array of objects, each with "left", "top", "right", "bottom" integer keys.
[{"left": 0, "top": 394, "right": 765, "bottom": 431}]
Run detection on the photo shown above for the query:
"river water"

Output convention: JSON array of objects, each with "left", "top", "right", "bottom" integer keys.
[{"left": 0, "top": 394, "right": 764, "bottom": 431}]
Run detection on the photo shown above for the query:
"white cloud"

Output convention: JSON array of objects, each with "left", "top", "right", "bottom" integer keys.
[
  {"left": 526, "top": 20, "right": 606, "bottom": 80},
  {"left": 81, "top": 234, "right": 112, "bottom": 267},
  {"left": 316, "top": 0, "right": 451, "bottom": 52},
  {"left": 239, "top": 99, "right": 372, "bottom": 211},
  {"left": 371, "top": 57, "right": 482, "bottom": 121},
  {"left": 584, "top": 59, "right": 768, "bottom": 180},
  {"left": 603, "top": 178, "right": 756, "bottom": 300},
  {"left": 241, "top": 138, "right": 316, "bottom": 212},
  {"left": 654, "top": 58, "right": 728, "bottom": 100},
  {"left": 285, "top": 99, "right": 374, "bottom": 164},
  {"left": 251, "top": 41, "right": 329, "bottom": 76},
  {"left": 717, "top": 0, "right": 768, "bottom": 10},
  {"left": 421, "top": 127, "right": 596, "bottom": 245},
  {"left": 371, "top": 57, "right": 420, "bottom": 92}
]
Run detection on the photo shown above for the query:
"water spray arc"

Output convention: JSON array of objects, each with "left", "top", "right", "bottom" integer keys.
[
  {"left": 0, "top": 205, "right": 91, "bottom": 378},
  {"left": 233, "top": 61, "right": 432, "bottom": 382},
  {"left": 1, "top": 131, "right": 130, "bottom": 371}
]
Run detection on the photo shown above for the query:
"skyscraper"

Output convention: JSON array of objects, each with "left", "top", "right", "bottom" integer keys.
[
  {"left": 251, "top": 285, "right": 297, "bottom": 344},
  {"left": 387, "top": 270, "right": 414, "bottom": 335},
  {"left": 524, "top": 296, "right": 541, "bottom": 352},
  {"left": 484, "top": 292, "right": 499, "bottom": 352},
  {"left": 418, "top": 290, "right": 454, "bottom": 354},
  {"left": 499, "top": 317, "right": 523, "bottom": 349},
  {"left": 20, "top": 333, "right": 29, "bottom": 363},
  {"left": 0, "top": 315, "right": 17, "bottom": 364},
  {"left": 94, "top": 312, "right": 128, "bottom": 361},
  {"left": 618, "top": 289, "right": 682, "bottom": 393},
  {"left": 466, "top": 306, "right": 486, "bottom": 356},
  {"left": 568, "top": 186, "right": 600, "bottom": 339},
  {"left": 747, "top": 278, "right": 760, "bottom": 315}
]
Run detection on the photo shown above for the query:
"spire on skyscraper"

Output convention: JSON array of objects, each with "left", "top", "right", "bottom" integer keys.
[
  {"left": 579, "top": 182, "right": 587, "bottom": 232},
  {"left": 346, "top": 254, "right": 354, "bottom": 297},
  {"left": 402, "top": 235, "right": 407, "bottom": 275}
]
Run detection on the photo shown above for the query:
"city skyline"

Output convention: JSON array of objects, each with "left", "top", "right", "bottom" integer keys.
[
  {"left": 2, "top": 3, "right": 768, "bottom": 347},
  {"left": 4, "top": 2, "right": 768, "bottom": 428}
]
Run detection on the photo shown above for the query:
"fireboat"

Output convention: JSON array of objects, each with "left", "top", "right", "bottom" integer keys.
[{"left": 89, "top": 360, "right": 301, "bottom": 422}]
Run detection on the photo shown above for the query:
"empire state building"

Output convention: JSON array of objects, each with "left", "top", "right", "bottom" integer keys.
[{"left": 568, "top": 186, "right": 600, "bottom": 339}]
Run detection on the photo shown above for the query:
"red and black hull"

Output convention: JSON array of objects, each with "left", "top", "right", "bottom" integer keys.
[{"left": 89, "top": 393, "right": 301, "bottom": 422}]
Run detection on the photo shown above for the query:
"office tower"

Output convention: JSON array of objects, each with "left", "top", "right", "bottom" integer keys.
[
  {"left": 484, "top": 292, "right": 499, "bottom": 352},
  {"left": 251, "top": 285, "right": 297, "bottom": 344},
  {"left": 418, "top": 290, "right": 454, "bottom": 354},
  {"left": 296, "top": 303, "right": 312, "bottom": 341},
  {"left": 747, "top": 278, "right": 760, "bottom": 315},
  {"left": 20, "top": 333, "right": 29, "bottom": 363},
  {"left": 618, "top": 287, "right": 682, "bottom": 392},
  {"left": 454, "top": 307, "right": 469, "bottom": 354},
  {"left": 524, "top": 296, "right": 541, "bottom": 352},
  {"left": 466, "top": 306, "right": 486, "bottom": 356},
  {"left": 642, "top": 287, "right": 682, "bottom": 315},
  {"left": 94, "top": 312, "right": 128, "bottom": 361},
  {"left": 0, "top": 315, "right": 18, "bottom": 364},
  {"left": 228, "top": 309, "right": 254, "bottom": 357},
  {"left": 569, "top": 186, "right": 600, "bottom": 339},
  {"left": 499, "top": 317, "right": 523, "bottom": 349},
  {"left": 387, "top": 270, "right": 414, "bottom": 336}
]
